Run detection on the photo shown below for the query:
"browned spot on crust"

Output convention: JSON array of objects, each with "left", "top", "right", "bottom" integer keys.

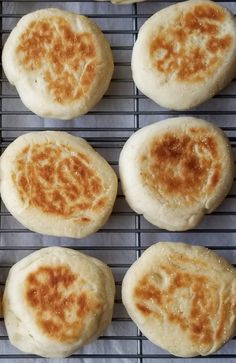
[
  {"left": 194, "top": 4, "right": 225, "bottom": 21},
  {"left": 80, "top": 217, "right": 91, "bottom": 222},
  {"left": 11, "top": 142, "right": 107, "bottom": 219},
  {"left": 92, "top": 197, "right": 107, "bottom": 211},
  {"left": 150, "top": 4, "right": 232, "bottom": 82},
  {"left": 135, "top": 303, "right": 151, "bottom": 315},
  {"left": 135, "top": 278, "right": 162, "bottom": 305},
  {"left": 140, "top": 127, "right": 222, "bottom": 206},
  {"left": 25, "top": 265, "right": 102, "bottom": 343},
  {"left": 16, "top": 16, "right": 96, "bottom": 104},
  {"left": 206, "top": 35, "right": 232, "bottom": 53},
  {"left": 134, "top": 257, "right": 232, "bottom": 348},
  {"left": 168, "top": 311, "right": 188, "bottom": 331}
]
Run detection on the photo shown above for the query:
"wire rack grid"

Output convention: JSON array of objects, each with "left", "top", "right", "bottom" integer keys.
[{"left": 0, "top": 0, "right": 236, "bottom": 362}]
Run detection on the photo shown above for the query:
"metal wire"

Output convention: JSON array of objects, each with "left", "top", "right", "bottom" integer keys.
[{"left": 0, "top": 0, "right": 236, "bottom": 361}]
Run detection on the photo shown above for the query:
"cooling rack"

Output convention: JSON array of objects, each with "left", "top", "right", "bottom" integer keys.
[{"left": 0, "top": 0, "right": 236, "bottom": 362}]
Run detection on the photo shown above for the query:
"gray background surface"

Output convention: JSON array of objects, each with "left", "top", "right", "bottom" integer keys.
[{"left": 0, "top": 1, "right": 236, "bottom": 362}]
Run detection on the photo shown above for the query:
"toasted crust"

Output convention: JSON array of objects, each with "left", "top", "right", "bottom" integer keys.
[
  {"left": 2, "top": 8, "right": 113, "bottom": 119},
  {"left": 140, "top": 126, "right": 222, "bottom": 205},
  {"left": 3, "top": 247, "right": 115, "bottom": 357},
  {"left": 119, "top": 117, "right": 234, "bottom": 231},
  {"left": 0, "top": 131, "right": 118, "bottom": 238},
  {"left": 25, "top": 265, "right": 102, "bottom": 343},
  {"left": 132, "top": 0, "right": 236, "bottom": 110},
  {"left": 122, "top": 242, "right": 236, "bottom": 357}
]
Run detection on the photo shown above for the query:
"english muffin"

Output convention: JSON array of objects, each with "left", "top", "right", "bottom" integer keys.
[
  {"left": 0, "top": 131, "right": 117, "bottom": 238},
  {"left": 3, "top": 247, "right": 115, "bottom": 358},
  {"left": 132, "top": 0, "right": 236, "bottom": 110},
  {"left": 122, "top": 242, "right": 236, "bottom": 357},
  {"left": 119, "top": 117, "right": 234, "bottom": 231},
  {"left": 2, "top": 8, "right": 113, "bottom": 120}
]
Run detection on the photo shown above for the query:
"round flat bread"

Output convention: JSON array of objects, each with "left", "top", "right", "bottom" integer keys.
[
  {"left": 0, "top": 131, "right": 117, "bottom": 238},
  {"left": 132, "top": 0, "right": 236, "bottom": 110},
  {"left": 3, "top": 247, "right": 115, "bottom": 358},
  {"left": 2, "top": 8, "right": 113, "bottom": 120},
  {"left": 119, "top": 117, "right": 234, "bottom": 231},
  {"left": 122, "top": 242, "right": 236, "bottom": 357}
]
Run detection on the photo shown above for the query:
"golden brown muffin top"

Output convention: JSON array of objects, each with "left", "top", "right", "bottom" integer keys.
[{"left": 150, "top": 3, "right": 232, "bottom": 82}]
